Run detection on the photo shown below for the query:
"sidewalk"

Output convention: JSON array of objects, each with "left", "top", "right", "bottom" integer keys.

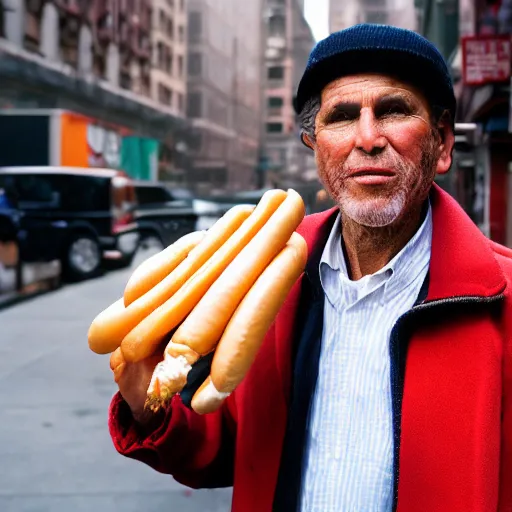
[{"left": 0, "top": 260, "right": 61, "bottom": 309}]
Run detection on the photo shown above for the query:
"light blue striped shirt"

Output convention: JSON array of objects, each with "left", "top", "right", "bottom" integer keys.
[{"left": 299, "top": 204, "right": 433, "bottom": 512}]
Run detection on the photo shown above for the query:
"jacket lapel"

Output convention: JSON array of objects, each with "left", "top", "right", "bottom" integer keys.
[
  {"left": 397, "top": 185, "right": 506, "bottom": 512},
  {"left": 274, "top": 207, "right": 339, "bottom": 405},
  {"left": 233, "top": 207, "right": 339, "bottom": 511}
]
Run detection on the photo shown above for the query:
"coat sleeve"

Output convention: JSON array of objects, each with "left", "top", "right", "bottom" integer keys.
[{"left": 108, "top": 390, "right": 237, "bottom": 489}]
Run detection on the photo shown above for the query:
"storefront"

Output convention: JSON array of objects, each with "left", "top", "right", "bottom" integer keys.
[{"left": 451, "top": 0, "right": 512, "bottom": 245}]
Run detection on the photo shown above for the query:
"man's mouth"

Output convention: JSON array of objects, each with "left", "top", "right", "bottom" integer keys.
[{"left": 347, "top": 168, "right": 396, "bottom": 185}]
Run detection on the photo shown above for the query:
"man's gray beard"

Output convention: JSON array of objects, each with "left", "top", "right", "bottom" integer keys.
[{"left": 340, "top": 187, "right": 408, "bottom": 227}]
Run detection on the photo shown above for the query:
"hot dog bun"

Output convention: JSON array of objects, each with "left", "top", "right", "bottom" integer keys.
[
  {"left": 88, "top": 298, "right": 126, "bottom": 354},
  {"left": 190, "top": 232, "right": 308, "bottom": 414},
  {"left": 123, "top": 230, "right": 206, "bottom": 307},
  {"left": 210, "top": 232, "right": 307, "bottom": 393},
  {"left": 171, "top": 189, "right": 305, "bottom": 357},
  {"left": 87, "top": 205, "right": 253, "bottom": 355},
  {"left": 121, "top": 189, "right": 288, "bottom": 364},
  {"left": 189, "top": 376, "right": 231, "bottom": 415}
]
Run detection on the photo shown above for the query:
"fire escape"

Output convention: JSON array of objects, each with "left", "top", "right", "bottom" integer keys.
[
  {"left": 57, "top": 0, "right": 87, "bottom": 68},
  {"left": 118, "top": 0, "right": 151, "bottom": 94}
]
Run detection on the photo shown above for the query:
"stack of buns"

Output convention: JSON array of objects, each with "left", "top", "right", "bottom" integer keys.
[{"left": 88, "top": 189, "right": 308, "bottom": 415}]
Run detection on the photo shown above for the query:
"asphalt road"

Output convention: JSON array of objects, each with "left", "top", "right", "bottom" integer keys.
[{"left": 0, "top": 250, "right": 233, "bottom": 512}]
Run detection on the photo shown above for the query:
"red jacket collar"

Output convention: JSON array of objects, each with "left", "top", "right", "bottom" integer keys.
[{"left": 297, "top": 183, "right": 506, "bottom": 301}]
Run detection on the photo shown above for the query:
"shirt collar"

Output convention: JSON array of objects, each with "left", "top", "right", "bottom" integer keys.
[{"left": 319, "top": 201, "right": 433, "bottom": 307}]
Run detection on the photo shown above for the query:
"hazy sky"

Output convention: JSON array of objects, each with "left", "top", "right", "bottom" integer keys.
[{"left": 304, "top": 0, "right": 329, "bottom": 42}]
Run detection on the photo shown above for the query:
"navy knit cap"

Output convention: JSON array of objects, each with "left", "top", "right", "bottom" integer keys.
[{"left": 295, "top": 24, "right": 456, "bottom": 123}]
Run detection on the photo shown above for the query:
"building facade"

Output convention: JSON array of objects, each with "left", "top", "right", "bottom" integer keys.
[
  {"left": 185, "top": 0, "right": 264, "bottom": 195},
  {"left": 262, "top": 0, "right": 317, "bottom": 193},
  {"left": 329, "top": 0, "right": 417, "bottom": 33},
  {"left": 438, "top": 0, "right": 512, "bottom": 246},
  {"left": 150, "top": 0, "right": 187, "bottom": 116},
  {"left": 1, "top": 0, "right": 154, "bottom": 100},
  {"left": 149, "top": 0, "right": 189, "bottom": 183},
  {"left": 0, "top": 0, "right": 190, "bottom": 180}
]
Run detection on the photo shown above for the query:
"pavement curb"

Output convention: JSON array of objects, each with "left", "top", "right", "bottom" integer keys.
[{"left": 0, "top": 287, "right": 58, "bottom": 312}]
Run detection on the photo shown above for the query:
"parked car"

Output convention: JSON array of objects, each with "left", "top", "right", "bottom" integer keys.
[
  {"left": 0, "top": 167, "right": 140, "bottom": 281},
  {"left": 132, "top": 181, "right": 199, "bottom": 250},
  {"left": 192, "top": 188, "right": 274, "bottom": 230}
]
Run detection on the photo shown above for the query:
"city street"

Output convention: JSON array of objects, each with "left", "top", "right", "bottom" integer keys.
[{"left": 0, "top": 250, "right": 233, "bottom": 512}]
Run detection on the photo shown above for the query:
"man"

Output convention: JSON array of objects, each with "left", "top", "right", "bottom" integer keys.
[{"left": 108, "top": 25, "right": 512, "bottom": 511}]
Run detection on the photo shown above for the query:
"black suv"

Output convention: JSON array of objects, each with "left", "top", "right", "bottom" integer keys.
[
  {"left": 132, "top": 181, "right": 198, "bottom": 250},
  {"left": 0, "top": 167, "right": 140, "bottom": 281}
]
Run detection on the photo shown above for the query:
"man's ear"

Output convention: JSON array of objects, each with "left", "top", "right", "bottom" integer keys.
[
  {"left": 435, "top": 116, "right": 455, "bottom": 175},
  {"left": 301, "top": 132, "right": 315, "bottom": 151}
]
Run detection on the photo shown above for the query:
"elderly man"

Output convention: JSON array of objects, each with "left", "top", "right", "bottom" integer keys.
[{"left": 108, "top": 25, "right": 512, "bottom": 512}]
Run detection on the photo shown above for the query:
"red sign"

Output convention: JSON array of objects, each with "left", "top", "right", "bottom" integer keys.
[{"left": 462, "top": 35, "right": 511, "bottom": 85}]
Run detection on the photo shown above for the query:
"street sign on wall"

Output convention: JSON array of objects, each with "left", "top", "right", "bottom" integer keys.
[{"left": 462, "top": 35, "right": 511, "bottom": 85}]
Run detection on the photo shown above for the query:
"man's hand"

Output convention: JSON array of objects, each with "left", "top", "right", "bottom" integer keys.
[{"left": 112, "top": 351, "right": 164, "bottom": 426}]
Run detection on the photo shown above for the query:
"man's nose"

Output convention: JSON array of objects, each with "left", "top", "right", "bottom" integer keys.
[{"left": 354, "top": 108, "right": 387, "bottom": 155}]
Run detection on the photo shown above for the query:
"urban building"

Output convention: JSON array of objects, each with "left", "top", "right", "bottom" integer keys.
[
  {"left": 262, "top": 0, "right": 317, "bottom": 193},
  {"left": 185, "top": 0, "right": 264, "bottom": 194},
  {"left": 1, "top": 0, "right": 154, "bottom": 101},
  {"left": 149, "top": 0, "right": 189, "bottom": 183},
  {"left": 150, "top": 0, "right": 187, "bottom": 116},
  {"left": 329, "top": 0, "right": 362, "bottom": 30},
  {"left": 432, "top": 0, "right": 512, "bottom": 246},
  {"left": 0, "top": 0, "right": 190, "bottom": 180},
  {"left": 329, "top": 0, "right": 417, "bottom": 33}
]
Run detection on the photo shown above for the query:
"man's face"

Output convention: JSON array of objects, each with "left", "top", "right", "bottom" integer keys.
[{"left": 308, "top": 74, "right": 453, "bottom": 227}]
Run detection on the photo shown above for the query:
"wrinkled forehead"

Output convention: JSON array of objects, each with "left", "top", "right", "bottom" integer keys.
[{"left": 320, "top": 73, "right": 431, "bottom": 110}]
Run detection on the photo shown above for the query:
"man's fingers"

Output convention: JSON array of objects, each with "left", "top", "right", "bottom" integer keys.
[{"left": 117, "top": 353, "right": 164, "bottom": 395}]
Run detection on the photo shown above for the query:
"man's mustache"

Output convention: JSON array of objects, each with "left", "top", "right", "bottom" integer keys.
[{"left": 338, "top": 152, "right": 409, "bottom": 177}]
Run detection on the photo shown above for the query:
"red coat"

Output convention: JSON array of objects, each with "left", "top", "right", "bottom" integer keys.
[{"left": 109, "top": 184, "right": 512, "bottom": 512}]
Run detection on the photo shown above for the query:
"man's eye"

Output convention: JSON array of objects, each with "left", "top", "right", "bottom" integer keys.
[
  {"left": 327, "top": 111, "right": 353, "bottom": 123},
  {"left": 387, "top": 106, "right": 406, "bottom": 115},
  {"left": 378, "top": 103, "right": 410, "bottom": 117}
]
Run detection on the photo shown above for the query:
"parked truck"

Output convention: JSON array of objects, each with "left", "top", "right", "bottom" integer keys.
[{"left": 0, "top": 108, "right": 159, "bottom": 180}]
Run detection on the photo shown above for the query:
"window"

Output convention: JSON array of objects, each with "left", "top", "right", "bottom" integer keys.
[
  {"left": 120, "top": 71, "right": 132, "bottom": 90},
  {"left": 266, "top": 123, "right": 283, "bottom": 133},
  {"left": 167, "top": 18, "right": 174, "bottom": 39},
  {"left": 178, "top": 93, "right": 184, "bottom": 112},
  {"left": 164, "top": 46, "right": 173, "bottom": 74},
  {"left": 157, "top": 41, "right": 164, "bottom": 68},
  {"left": 159, "top": 9, "right": 166, "bottom": 31},
  {"left": 135, "top": 186, "right": 171, "bottom": 205},
  {"left": 188, "top": 53, "right": 202, "bottom": 75},
  {"left": 178, "top": 55, "right": 184, "bottom": 77},
  {"left": 0, "top": 174, "right": 111, "bottom": 212},
  {"left": 189, "top": 12, "right": 201, "bottom": 41},
  {"left": 158, "top": 83, "right": 173, "bottom": 105},
  {"left": 156, "top": 42, "right": 172, "bottom": 75},
  {"left": 11, "top": 175, "right": 58, "bottom": 209},
  {"left": 268, "top": 15, "right": 285, "bottom": 37},
  {"left": 178, "top": 25, "right": 185, "bottom": 42},
  {"left": 268, "top": 96, "right": 284, "bottom": 108},
  {"left": 268, "top": 66, "right": 284, "bottom": 80},
  {"left": 187, "top": 92, "right": 202, "bottom": 118}
]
